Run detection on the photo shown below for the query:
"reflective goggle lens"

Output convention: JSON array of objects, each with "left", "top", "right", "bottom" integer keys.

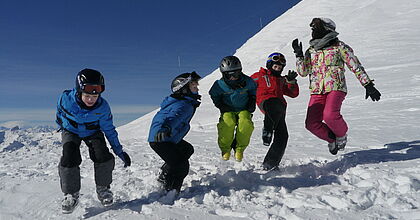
[
  {"left": 224, "top": 70, "right": 241, "bottom": 78},
  {"left": 269, "top": 55, "right": 286, "bottom": 65},
  {"left": 83, "top": 84, "right": 103, "bottom": 94}
]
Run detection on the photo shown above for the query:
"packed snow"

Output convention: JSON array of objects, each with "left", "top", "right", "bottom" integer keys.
[{"left": 1, "top": 0, "right": 419, "bottom": 219}]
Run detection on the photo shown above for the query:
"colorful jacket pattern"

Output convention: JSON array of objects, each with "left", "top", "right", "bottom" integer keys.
[{"left": 296, "top": 40, "right": 372, "bottom": 94}]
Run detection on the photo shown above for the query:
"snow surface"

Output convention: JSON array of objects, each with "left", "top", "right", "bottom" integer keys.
[{"left": 1, "top": 0, "right": 420, "bottom": 219}]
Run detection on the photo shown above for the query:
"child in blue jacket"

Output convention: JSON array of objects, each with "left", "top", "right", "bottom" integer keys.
[
  {"left": 56, "top": 68, "right": 131, "bottom": 213},
  {"left": 148, "top": 72, "right": 201, "bottom": 193}
]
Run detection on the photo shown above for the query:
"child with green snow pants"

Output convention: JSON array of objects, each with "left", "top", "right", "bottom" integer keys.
[{"left": 209, "top": 56, "right": 257, "bottom": 162}]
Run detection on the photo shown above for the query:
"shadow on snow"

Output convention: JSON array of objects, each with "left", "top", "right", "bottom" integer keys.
[{"left": 83, "top": 140, "right": 420, "bottom": 218}]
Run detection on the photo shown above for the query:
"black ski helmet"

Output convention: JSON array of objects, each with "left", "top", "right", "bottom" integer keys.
[
  {"left": 171, "top": 71, "right": 201, "bottom": 95},
  {"left": 219, "top": 56, "right": 242, "bottom": 73},
  {"left": 266, "top": 52, "right": 286, "bottom": 69},
  {"left": 75, "top": 68, "right": 105, "bottom": 95}
]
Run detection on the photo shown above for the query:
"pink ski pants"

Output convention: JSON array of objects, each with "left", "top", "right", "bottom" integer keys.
[{"left": 305, "top": 91, "right": 348, "bottom": 143}]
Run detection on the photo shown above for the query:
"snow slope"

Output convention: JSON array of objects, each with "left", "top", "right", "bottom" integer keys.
[{"left": 1, "top": 0, "right": 420, "bottom": 219}]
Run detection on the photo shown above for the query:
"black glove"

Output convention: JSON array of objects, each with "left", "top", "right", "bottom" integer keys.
[
  {"left": 364, "top": 82, "right": 381, "bottom": 101},
  {"left": 155, "top": 126, "right": 171, "bottom": 142},
  {"left": 246, "top": 95, "right": 256, "bottom": 113},
  {"left": 217, "top": 102, "right": 233, "bottom": 113},
  {"left": 117, "top": 152, "right": 131, "bottom": 167},
  {"left": 292, "top": 38, "right": 304, "bottom": 58},
  {"left": 286, "top": 70, "right": 298, "bottom": 82}
]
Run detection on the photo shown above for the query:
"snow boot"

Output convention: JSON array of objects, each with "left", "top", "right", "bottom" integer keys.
[
  {"left": 96, "top": 185, "right": 113, "bottom": 207},
  {"left": 61, "top": 192, "right": 79, "bottom": 214},
  {"left": 262, "top": 163, "right": 279, "bottom": 171},
  {"left": 336, "top": 134, "right": 347, "bottom": 151},
  {"left": 328, "top": 141, "right": 339, "bottom": 155},
  {"left": 157, "top": 163, "right": 169, "bottom": 185},
  {"left": 222, "top": 151, "right": 231, "bottom": 161},
  {"left": 234, "top": 151, "right": 243, "bottom": 162},
  {"left": 262, "top": 128, "right": 273, "bottom": 146}
]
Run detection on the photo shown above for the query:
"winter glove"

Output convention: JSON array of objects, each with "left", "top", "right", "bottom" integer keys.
[
  {"left": 216, "top": 102, "right": 233, "bottom": 114},
  {"left": 246, "top": 95, "right": 256, "bottom": 113},
  {"left": 364, "top": 82, "right": 381, "bottom": 101},
  {"left": 292, "top": 38, "right": 304, "bottom": 58},
  {"left": 286, "top": 70, "right": 298, "bottom": 82},
  {"left": 117, "top": 151, "right": 131, "bottom": 167},
  {"left": 155, "top": 126, "right": 171, "bottom": 142}
]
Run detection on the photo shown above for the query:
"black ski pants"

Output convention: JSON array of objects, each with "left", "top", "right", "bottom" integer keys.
[
  {"left": 149, "top": 140, "right": 194, "bottom": 192},
  {"left": 262, "top": 98, "right": 289, "bottom": 167},
  {"left": 59, "top": 130, "right": 115, "bottom": 194}
]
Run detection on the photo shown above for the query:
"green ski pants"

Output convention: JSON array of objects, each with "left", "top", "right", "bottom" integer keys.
[{"left": 217, "top": 110, "right": 254, "bottom": 154}]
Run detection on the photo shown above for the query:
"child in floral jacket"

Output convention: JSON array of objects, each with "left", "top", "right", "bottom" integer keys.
[{"left": 292, "top": 17, "right": 381, "bottom": 155}]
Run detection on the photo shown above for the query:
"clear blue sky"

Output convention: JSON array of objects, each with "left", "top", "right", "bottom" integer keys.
[{"left": 0, "top": 0, "right": 300, "bottom": 127}]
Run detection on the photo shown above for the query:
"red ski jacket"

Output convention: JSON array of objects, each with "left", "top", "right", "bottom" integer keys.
[{"left": 250, "top": 67, "right": 299, "bottom": 113}]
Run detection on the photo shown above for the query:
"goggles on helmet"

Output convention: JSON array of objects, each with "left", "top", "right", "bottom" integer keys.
[
  {"left": 268, "top": 54, "right": 286, "bottom": 66},
  {"left": 82, "top": 84, "right": 103, "bottom": 94},
  {"left": 223, "top": 70, "right": 242, "bottom": 78}
]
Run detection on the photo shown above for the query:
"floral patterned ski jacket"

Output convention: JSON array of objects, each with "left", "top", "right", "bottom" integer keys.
[{"left": 296, "top": 40, "right": 372, "bottom": 94}]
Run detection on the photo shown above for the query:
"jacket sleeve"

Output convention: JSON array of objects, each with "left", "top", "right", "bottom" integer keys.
[
  {"left": 209, "top": 81, "right": 232, "bottom": 113},
  {"left": 296, "top": 49, "right": 311, "bottom": 77},
  {"left": 247, "top": 78, "right": 257, "bottom": 96},
  {"left": 283, "top": 79, "right": 299, "bottom": 98},
  {"left": 161, "top": 101, "right": 191, "bottom": 133},
  {"left": 99, "top": 104, "right": 123, "bottom": 155},
  {"left": 56, "top": 92, "right": 80, "bottom": 129},
  {"left": 340, "top": 42, "right": 372, "bottom": 86}
]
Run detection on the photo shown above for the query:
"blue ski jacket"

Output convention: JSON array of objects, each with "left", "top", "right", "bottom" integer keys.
[
  {"left": 148, "top": 95, "right": 200, "bottom": 144},
  {"left": 209, "top": 75, "right": 257, "bottom": 112},
  {"left": 56, "top": 89, "right": 123, "bottom": 155}
]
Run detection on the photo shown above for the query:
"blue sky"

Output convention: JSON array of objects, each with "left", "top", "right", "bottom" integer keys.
[{"left": 0, "top": 0, "right": 300, "bottom": 127}]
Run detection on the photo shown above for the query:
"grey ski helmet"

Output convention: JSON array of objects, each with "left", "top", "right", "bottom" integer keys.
[
  {"left": 75, "top": 68, "right": 105, "bottom": 94},
  {"left": 171, "top": 71, "right": 201, "bottom": 94},
  {"left": 219, "top": 56, "right": 242, "bottom": 73}
]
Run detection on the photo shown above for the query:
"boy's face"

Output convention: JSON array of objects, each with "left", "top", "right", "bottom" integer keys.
[
  {"left": 271, "top": 64, "right": 284, "bottom": 72},
  {"left": 189, "top": 81, "right": 199, "bottom": 93},
  {"left": 81, "top": 93, "right": 99, "bottom": 107}
]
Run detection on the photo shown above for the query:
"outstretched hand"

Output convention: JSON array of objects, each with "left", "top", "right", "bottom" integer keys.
[
  {"left": 292, "top": 38, "right": 304, "bottom": 57},
  {"left": 286, "top": 70, "right": 298, "bottom": 81},
  {"left": 364, "top": 82, "right": 381, "bottom": 101},
  {"left": 117, "top": 151, "right": 131, "bottom": 167}
]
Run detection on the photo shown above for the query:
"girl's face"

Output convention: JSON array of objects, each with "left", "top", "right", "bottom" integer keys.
[
  {"left": 81, "top": 93, "right": 99, "bottom": 107},
  {"left": 189, "top": 81, "right": 199, "bottom": 93}
]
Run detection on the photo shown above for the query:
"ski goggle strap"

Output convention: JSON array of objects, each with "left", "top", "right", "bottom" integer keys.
[{"left": 82, "top": 84, "right": 103, "bottom": 94}]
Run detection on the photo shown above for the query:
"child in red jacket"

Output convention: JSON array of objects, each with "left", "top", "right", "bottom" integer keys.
[{"left": 251, "top": 52, "right": 299, "bottom": 171}]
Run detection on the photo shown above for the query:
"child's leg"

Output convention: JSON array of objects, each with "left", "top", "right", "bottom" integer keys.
[
  {"left": 323, "top": 91, "right": 348, "bottom": 138},
  {"left": 262, "top": 99, "right": 288, "bottom": 168},
  {"left": 217, "top": 112, "right": 238, "bottom": 154},
  {"left": 235, "top": 110, "right": 254, "bottom": 153},
  {"left": 149, "top": 141, "right": 192, "bottom": 192},
  {"left": 305, "top": 94, "right": 335, "bottom": 143},
  {"left": 58, "top": 130, "right": 82, "bottom": 195},
  {"left": 263, "top": 98, "right": 286, "bottom": 130},
  {"left": 84, "top": 132, "right": 115, "bottom": 188}
]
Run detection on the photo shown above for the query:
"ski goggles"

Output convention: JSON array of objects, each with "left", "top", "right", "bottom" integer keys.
[
  {"left": 268, "top": 54, "right": 286, "bottom": 65},
  {"left": 223, "top": 70, "right": 242, "bottom": 78},
  {"left": 82, "top": 84, "right": 103, "bottom": 94}
]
